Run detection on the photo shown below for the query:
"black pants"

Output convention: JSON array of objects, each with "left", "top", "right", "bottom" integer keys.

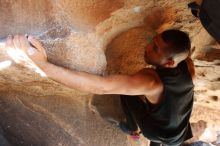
[
  {"left": 120, "top": 95, "right": 146, "bottom": 132},
  {"left": 120, "top": 95, "right": 162, "bottom": 145}
]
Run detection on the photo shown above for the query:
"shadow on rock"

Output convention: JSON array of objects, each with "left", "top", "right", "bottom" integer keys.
[{"left": 90, "top": 94, "right": 123, "bottom": 125}]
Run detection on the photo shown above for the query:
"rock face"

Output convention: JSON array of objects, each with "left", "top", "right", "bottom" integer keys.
[{"left": 0, "top": 0, "right": 219, "bottom": 146}]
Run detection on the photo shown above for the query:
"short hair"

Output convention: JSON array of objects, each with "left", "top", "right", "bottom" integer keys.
[{"left": 161, "top": 29, "right": 191, "bottom": 56}]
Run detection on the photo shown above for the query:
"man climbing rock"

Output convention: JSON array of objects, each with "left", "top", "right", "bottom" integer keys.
[{"left": 5, "top": 29, "right": 195, "bottom": 146}]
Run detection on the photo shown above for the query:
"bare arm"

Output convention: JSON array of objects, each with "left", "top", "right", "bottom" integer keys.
[
  {"left": 5, "top": 35, "right": 163, "bottom": 103},
  {"left": 42, "top": 62, "right": 162, "bottom": 97}
]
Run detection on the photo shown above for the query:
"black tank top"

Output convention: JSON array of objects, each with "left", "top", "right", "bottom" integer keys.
[{"left": 142, "top": 61, "right": 194, "bottom": 145}]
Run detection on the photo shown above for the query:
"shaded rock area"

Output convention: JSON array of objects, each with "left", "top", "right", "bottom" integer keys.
[{"left": 0, "top": 0, "right": 220, "bottom": 146}]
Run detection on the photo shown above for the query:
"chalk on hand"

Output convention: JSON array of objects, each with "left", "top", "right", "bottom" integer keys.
[{"left": 28, "top": 47, "right": 36, "bottom": 56}]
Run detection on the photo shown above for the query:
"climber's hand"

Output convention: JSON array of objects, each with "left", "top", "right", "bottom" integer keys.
[
  {"left": 6, "top": 35, "right": 48, "bottom": 69},
  {"left": 26, "top": 35, "right": 48, "bottom": 68}
]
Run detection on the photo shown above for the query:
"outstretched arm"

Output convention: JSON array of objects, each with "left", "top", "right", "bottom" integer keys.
[
  {"left": 5, "top": 35, "right": 163, "bottom": 102},
  {"left": 41, "top": 63, "right": 161, "bottom": 96}
]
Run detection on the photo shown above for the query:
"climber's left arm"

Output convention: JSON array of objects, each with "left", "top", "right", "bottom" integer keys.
[{"left": 5, "top": 35, "right": 163, "bottom": 100}]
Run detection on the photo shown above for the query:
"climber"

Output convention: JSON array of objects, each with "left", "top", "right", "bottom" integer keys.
[
  {"left": 5, "top": 29, "right": 195, "bottom": 146},
  {"left": 188, "top": 0, "right": 220, "bottom": 43}
]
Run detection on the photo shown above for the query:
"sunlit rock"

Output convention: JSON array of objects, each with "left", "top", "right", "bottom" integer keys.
[{"left": 0, "top": 0, "right": 219, "bottom": 145}]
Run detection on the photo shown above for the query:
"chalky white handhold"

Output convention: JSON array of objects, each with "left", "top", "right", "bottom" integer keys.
[{"left": 0, "top": 60, "right": 12, "bottom": 70}]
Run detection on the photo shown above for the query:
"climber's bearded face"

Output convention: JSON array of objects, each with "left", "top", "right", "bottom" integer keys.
[{"left": 144, "top": 34, "right": 169, "bottom": 66}]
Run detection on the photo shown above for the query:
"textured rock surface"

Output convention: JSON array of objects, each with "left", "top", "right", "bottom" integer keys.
[{"left": 0, "top": 0, "right": 220, "bottom": 146}]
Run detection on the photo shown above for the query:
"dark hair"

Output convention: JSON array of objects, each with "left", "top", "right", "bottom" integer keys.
[{"left": 161, "top": 29, "right": 191, "bottom": 56}]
